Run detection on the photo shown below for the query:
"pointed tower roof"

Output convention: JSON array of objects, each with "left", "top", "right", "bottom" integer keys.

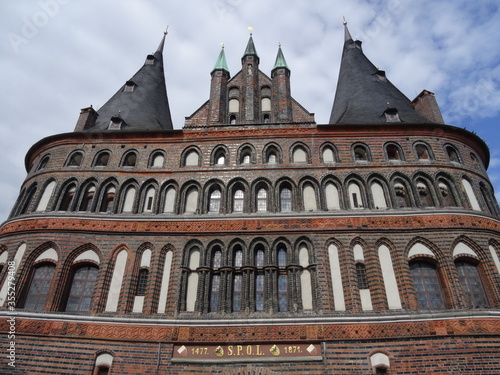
[
  {"left": 212, "top": 46, "right": 229, "bottom": 73},
  {"left": 89, "top": 31, "right": 174, "bottom": 132},
  {"left": 242, "top": 34, "right": 259, "bottom": 58},
  {"left": 272, "top": 44, "right": 289, "bottom": 70},
  {"left": 329, "top": 23, "right": 432, "bottom": 125}
]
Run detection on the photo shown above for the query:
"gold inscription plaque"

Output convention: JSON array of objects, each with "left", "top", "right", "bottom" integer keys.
[{"left": 172, "top": 343, "right": 322, "bottom": 363}]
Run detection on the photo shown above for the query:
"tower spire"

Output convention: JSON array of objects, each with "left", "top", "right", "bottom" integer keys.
[
  {"left": 329, "top": 22, "right": 432, "bottom": 125},
  {"left": 87, "top": 31, "right": 174, "bottom": 131},
  {"left": 343, "top": 17, "right": 353, "bottom": 42},
  {"left": 156, "top": 26, "right": 168, "bottom": 53},
  {"left": 212, "top": 44, "right": 229, "bottom": 73},
  {"left": 272, "top": 43, "right": 289, "bottom": 70}
]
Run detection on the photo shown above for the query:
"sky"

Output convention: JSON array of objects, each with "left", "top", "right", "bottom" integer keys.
[{"left": 0, "top": 0, "right": 499, "bottom": 222}]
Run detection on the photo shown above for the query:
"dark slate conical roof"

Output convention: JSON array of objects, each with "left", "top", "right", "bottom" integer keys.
[
  {"left": 242, "top": 35, "right": 259, "bottom": 58},
  {"left": 90, "top": 32, "right": 174, "bottom": 131},
  {"left": 329, "top": 25, "right": 432, "bottom": 124}
]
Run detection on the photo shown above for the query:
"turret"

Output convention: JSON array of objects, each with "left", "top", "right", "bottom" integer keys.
[
  {"left": 271, "top": 44, "right": 292, "bottom": 123},
  {"left": 208, "top": 46, "right": 231, "bottom": 125},
  {"left": 241, "top": 35, "right": 260, "bottom": 123}
]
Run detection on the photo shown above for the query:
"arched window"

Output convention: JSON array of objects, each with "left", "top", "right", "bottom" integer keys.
[
  {"left": 277, "top": 246, "right": 288, "bottom": 311},
  {"left": 99, "top": 186, "right": 116, "bottom": 213},
  {"left": 121, "top": 186, "right": 136, "bottom": 213},
  {"left": 65, "top": 265, "right": 99, "bottom": 312},
  {"left": 257, "top": 188, "right": 267, "bottom": 212},
  {"left": 325, "top": 181, "right": 341, "bottom": 210},
  {"left": 212, "top": 147, "right": 227, "bottom": 166},
  {"left": 209, "top": 189, "right": 222, "bottom": 212},
  {"left": 386, "top": 143, "right": 403, "bottom": 161},
  {"left": 210, "top": 249, "right": 222, "bottom": 312},
  {"left": 370, "top": 181, "right": 388, "bottom": 209},
  {"left": 353, "top": 144, "right": 369, "bottom": 161},
  {"left": 94, "top": 353, "right": 113, "bottom": 375},
  {"left": 67, "top": 151, "right": 83, "bottom": 167},
  {"left": 292, "top": 146, "right": 308, "bottom": 163},
  {"left": 322, "top": 145, "right": 336, "bottom": 163},
  {"left": 370, "top": 353, "right": 390, "bottom": 374},
  {"left": 410, "top": 261, "right": 445, "bottom": 310},
  {"left": 36, "top": 180, "right": 56, "bottom": 212},
  {"left": 278, "top": 247, "right": 287, "bottom": 267},
  {"left": 185, "top": 248, "right": 200, "bottom": 312},
  {"left": 163, "top": 186, "right": 176, "bottom": 213},
  {"left": 455, "top": 260, "right": 489, "bottom": 308},
  {"left": 415, "top": 143, "right": 432, "bottom": 161},
  {"left": 133, "top": 249, "right": 151, "bottom": 313},
  {"left": 299, "top": 244, "right": 313, "bottom": 310},
  {"left": 462, "top": 178, "right": 481, "bottom": 211},
  {"left": 37, "top": 155, "right": 50, "bottom": 171},
  {"left": 232, "top": 247, "right": 243, "bottom": 312},
  {"left": 417, "top": 180, "right": 434, "bottom": 207},
  {"left": 58, "top": 184, "right": 77, "bottom": 211},
  {"left": 79, "top": 185, "right": 96, "bottom": 212},
  {"left": 233, "top": 189, "right": 244, "bottom": 212},
  {"left": 19, "top": 185, "right": 37, "bottom": 215},
  {"left": 229, "top": 115, "right": 237, "bottom": 124},
  {"left": 229, "top": 87, "right": 240, "bottom": 98},
  {"left": 280, "top": 187, "right": 292, "bottom": 212},
  {"left": 394, "top": 182, "right": 410, "bottom": 208},
  {"left": 143, "top": 187, "right": 156, "bottom": 213},
  {"left": 438, "top": 181, "right": 457, "bottom": 206},
  {"left": 446, "top": 145, "right": 461, "bottom": 163},
  {"left": 184, "top": 149, "right": 200, "bottom": 167},
  {"left": 480, "top": 183, "right": 498, "bottom": 215},
  {"left": 353, "top": 244, "right": 373, "bottom": 311},
  {"left": 302, "top": 182, "right": 317, "bottom": 211},
  {"left": 122, "top": 152, "right": 137, "bottom": 167},
  {"left": 150, "top": 151, "right": 165, "bottom": 168},
  {"left": 255, "top": 246, "right": 265, "bottom": 311},
  {"left": 348, "top": 182, "right": 364, "bottom": 209},
  {"left": 264, "top": 144, "right": 281, "bottom": 164},
  {"left": 94, "top": 151, "right": 110, "bottom": 167},
  {"left": 184, "top": 187, "right": 199, "bottom": 213},
  {"left": 24, "top": 264, "right": 55, "bottom": 311},
  {"left": 238, "top": 145, "right": 255, "bottom": 164}
]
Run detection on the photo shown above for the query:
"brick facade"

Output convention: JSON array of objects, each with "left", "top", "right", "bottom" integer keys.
[{"left": 1, "top": 31, "right": 500, "bottom": 374}]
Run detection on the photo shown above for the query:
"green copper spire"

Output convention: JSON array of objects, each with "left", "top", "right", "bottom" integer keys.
[
  {"left": 212, "top": 46, "right": 229, "bottom": 72},
  {"left": 272, "top": 44, "right": 289, "bottom": 70}
]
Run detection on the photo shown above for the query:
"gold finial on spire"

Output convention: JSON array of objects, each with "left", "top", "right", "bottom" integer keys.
[
  {"left": 279, "top": 42, "right": 281, "bottom": 47},
  {"left": 164, "top": 25, "right": 169, "bottom": 35},
  {"left": 248, "top": 26, "right": 254, "bottom": 35},
  {"left": 343, "top": 16, "right": 347, "bottom": 25},
  {"left": 221, "top": 42, "right": 224, "bottom": 49}
]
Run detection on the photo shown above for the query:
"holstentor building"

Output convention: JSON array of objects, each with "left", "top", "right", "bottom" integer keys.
[{"left": 1, "top": 24, "right": 500, "bottom": 374}]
